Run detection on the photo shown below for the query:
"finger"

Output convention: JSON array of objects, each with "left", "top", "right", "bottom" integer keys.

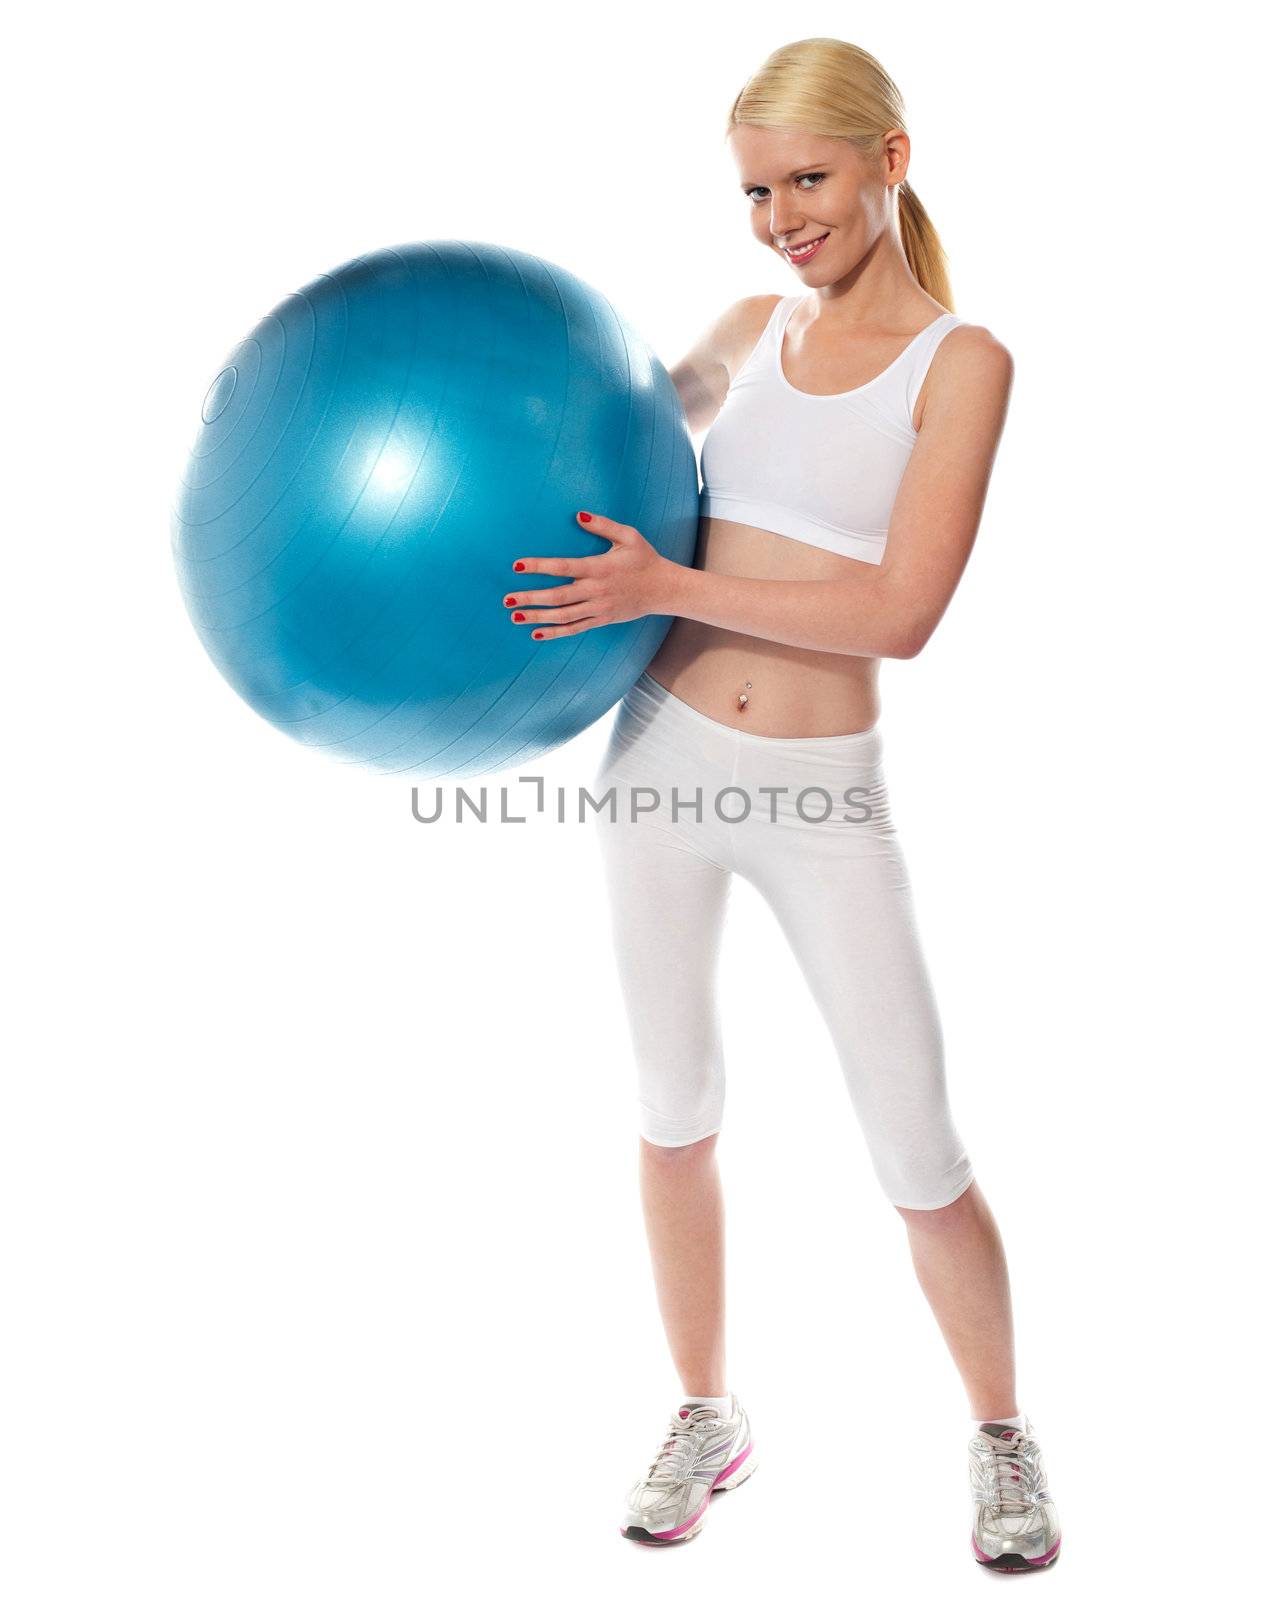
[
  {"left": 510, "top": 556, "right": 588, "bottom": 577},
  {"left": 512, "top": 600, "right": 600, "bottom": 626},
  {"left": 530, "top": 617, "right": 601, "bottom": 640},
  {"left": 576, "top": 510, "right": 632, "bottom": 541},
  {"left": 503, "top": 580, "right": 577, "bottom": 609}
]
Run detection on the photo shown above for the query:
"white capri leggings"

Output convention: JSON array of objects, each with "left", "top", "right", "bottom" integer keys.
[{"left": 590, "top": 670, "right": 974, "bottom": 1211}]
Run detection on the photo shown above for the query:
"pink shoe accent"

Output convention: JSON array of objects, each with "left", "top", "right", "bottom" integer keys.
[
  {"left": 1026, "top": 1536, "right": 1062, "bottom": 1566},
  {"left": 712, "top": 1441, "right": 754, "bottom": 1487}
]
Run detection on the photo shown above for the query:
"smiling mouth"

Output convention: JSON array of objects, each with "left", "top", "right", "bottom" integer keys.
[{"left": 782, "top": 232, "right": 830, "bottom": 261}]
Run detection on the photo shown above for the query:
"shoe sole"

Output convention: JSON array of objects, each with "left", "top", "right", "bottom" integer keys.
[
  {"left": 971, "top": 1533, "right": 1062, "bottom": 1572},
  {"left": 620, "top": 1441, "right": 758, "bottom": 1544}
]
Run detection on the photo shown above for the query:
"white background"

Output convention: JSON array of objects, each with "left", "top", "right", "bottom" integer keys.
[{"left": 5, "top": 2, "right": 1271, "bottom": 1595}]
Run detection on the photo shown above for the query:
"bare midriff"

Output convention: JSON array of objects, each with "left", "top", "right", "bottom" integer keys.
[{"left": 643, "top": 512, "right": 881, "bottom": 737}]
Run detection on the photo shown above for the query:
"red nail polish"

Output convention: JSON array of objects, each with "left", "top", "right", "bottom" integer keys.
[
  {"left": 532, "top": 631, "right": 544, "bottom": 639},
  {"left": 504, "top": 596, "right": 516, "bottom": 606},
  {"left": 512, "top": 612, "right": 525, "bottom": 622},
  {"left": 578, "top": 512, "right": 592, "bottom": 523},
  {"left": 513, "top": 561, "right": 525, "bottom": 572}
]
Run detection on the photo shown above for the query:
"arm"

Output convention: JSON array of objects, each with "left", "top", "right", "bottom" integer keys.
[
  {"left": 505, "top": 326, "right": 1013, "bottom": 656},
  {"left": 662, "top": 326, "right": 1015, "bottom": 659}
]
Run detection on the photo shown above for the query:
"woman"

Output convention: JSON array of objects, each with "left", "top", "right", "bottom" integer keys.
[{"left": 500, "top": 37, "right": 1061, "bottom": 1572}]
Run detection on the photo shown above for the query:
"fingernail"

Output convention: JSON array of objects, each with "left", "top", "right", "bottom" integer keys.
[
  {"left": 578, "top": 512, "right": 592, "bottom": 523},
  {"left": 512, "top": 612, "right": 525, "bottom": 622},
  {"left": 532, "top": 631, "right": 544, "bottom": 639},
  {"left": 504, "top": 596, "right": 516, "bottom": 606},
  {"left": 513, "top": 561, "right": 526, "bottom": 572}
]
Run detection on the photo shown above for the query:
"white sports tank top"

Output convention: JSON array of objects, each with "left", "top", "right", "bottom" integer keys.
[{"left": 698, "top": 294, "right": 966, "bottom": 564}]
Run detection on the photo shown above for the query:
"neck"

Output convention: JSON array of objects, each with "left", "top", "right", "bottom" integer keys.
[{"left": 804, "top": 230, "right": 926, "bottom": 325}]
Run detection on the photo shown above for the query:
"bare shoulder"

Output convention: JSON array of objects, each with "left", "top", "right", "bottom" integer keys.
[
  {"left": 709, "top": 293, "right": 785, "bottom": 375},
  {"left": 728, "top": 291, "right": 787, "bottom": 331},
  {"left": 669, "top": 293, "right": 784, "bottom": 432},
  {"left": 936, "top": 322, "right": 1014, "bottom": 385},
  {"left": 915, "top": 322, "right": 1014, "bottom": 430}
]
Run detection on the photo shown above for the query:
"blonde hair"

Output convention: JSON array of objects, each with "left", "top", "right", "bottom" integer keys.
[{"left": 727, "top": 38, "right": 954, "bottom": 311}]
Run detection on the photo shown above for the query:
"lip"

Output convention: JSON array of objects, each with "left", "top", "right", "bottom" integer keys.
[{"left": 782, "top": 232, "right": 829, "bottom": 263}]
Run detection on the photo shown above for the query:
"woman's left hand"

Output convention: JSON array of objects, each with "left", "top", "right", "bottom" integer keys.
[{"left": 502, "top": 511, "right": 678, "bottom": 639}]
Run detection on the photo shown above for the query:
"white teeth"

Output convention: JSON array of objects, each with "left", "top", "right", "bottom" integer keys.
[{"left": 786, "top": 234, "right": 827, "bottom": 258}]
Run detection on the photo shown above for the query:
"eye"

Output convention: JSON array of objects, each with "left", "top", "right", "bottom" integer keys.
[{"left": 745, "top": 172, "right": 826, "bottom": 203}]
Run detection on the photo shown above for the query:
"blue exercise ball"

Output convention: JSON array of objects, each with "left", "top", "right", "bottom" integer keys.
[{"left": 171, "top": 240, "right": 698, "bottom": 778}]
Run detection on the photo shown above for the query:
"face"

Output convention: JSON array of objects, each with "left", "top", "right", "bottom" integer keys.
[{"left": 728, "top": 124, "right": 908, "bottom": 282}]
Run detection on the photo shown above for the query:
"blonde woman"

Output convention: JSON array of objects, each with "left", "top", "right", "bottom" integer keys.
[{"left": 501, "top": 37, "right": 1061, "bottom": 1572}]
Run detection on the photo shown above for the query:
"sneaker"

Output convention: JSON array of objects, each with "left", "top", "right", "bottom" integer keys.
[
  {"left": 968, "top": 1417, "right": 1062, "bottom": 1570},
  {"left": 619, "top": 1395, "right": 757, "bottom": 1543}
]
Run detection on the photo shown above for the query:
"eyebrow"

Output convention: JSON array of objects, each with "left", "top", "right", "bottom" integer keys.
[{"left": 739, "top": 166, "right": 824, "bottom": 190}]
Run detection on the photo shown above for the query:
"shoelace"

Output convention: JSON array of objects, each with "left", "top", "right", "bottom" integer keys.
[
  {"left": 975, "top": 1435, "right": 1046, "bottom": 1514},
  {"left": 644, "top": 1405, "right": 725, "bottom": 1487}
]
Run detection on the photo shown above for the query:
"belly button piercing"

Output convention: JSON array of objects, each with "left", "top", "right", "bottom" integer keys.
[{"left": 738, "top": 680, "right": 752, "bottom": 711}]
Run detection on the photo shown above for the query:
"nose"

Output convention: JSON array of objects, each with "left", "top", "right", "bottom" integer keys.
[{"left": 769, "top": 200, "right": 805, "bottom": 244}]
